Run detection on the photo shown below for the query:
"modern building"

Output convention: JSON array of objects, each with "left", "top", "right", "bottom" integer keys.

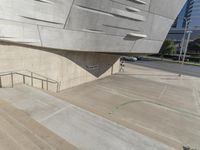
[
  {"left": 186, "top": 0, "right": 200, "bottom": 29},
  {"left": 168, "top": 0, "right": 200, "bottom": 46},
  {"left": 0, "top": 0, "right": 186, "bottom": 91},
  {"left": 172, "top": 0, "right": 189, "bottom": 29},
  {"left": 172, "top": 0, "right": 200, "bottom": 29}
]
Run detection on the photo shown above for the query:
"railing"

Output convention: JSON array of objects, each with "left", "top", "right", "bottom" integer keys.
[{"left": 0, "top": 70, "right": 60, "bottom": 92}]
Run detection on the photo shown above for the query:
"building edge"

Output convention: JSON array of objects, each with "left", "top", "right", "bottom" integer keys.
[{"left": 0, "top": 42, "right": 120, "bottom": 91}]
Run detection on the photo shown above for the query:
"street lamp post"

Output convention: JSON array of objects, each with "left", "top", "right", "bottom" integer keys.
[
  {"left": 178, "top": 18, "right": 190, "bottom": 61},
  {"left": 178, "top": 30, "right": 192, "bottom": 77},
  {"left": 182, "top": 30, "right": 192, "bottom": 64}
]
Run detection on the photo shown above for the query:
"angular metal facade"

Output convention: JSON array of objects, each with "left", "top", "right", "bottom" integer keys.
[{"left": 0, "top": 0, "right": 186, "bottom": 53}]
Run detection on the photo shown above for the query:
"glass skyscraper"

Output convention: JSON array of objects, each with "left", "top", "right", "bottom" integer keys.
[
  {"left": 188, "top": 0, "right": 200, "bottom": 28},
  {"left": 167, "top": 0, "right": 200, "bottom": 50},
  {"left": 173, "top": 0, "right": 200, "bottom": 29}
]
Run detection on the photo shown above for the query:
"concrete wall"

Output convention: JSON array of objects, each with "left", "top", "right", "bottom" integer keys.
[
  {"left": 0, "top": 42, "right": 120, "bottom": 91},
  {"left": 0, "top": 0, "right": 186, "bottom": 54},
  {"left": 0, "top": 0, "right": 186, "bottom": 91}
]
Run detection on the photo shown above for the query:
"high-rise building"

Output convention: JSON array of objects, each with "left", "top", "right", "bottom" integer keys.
[
  {"left": 168, "top": 0, "right": 200, "bottom": 44},
  {"left": 172, "top": 1, "right": 188, "bottom": 28},
  {"left": 188, "top": 0, "right": 200, "bottom": 28},
  {"left": 172, "top": 0, "right": 200, "bottom": 29}
]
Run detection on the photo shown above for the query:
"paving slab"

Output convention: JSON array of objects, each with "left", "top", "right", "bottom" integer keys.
[
  {"left": 0, "top": 85, "right": 175, "bottom": 150},
  {"left": 55, "top": 63, "right": 200, "bottom": 150},
  {"left": 1, "top": 62, "right": 200, "bottom": 150},
  {"left": 0, "top": 100, "right": 77, "bottom": 150}
]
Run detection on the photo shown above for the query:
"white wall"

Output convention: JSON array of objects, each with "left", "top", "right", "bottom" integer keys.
[{"left": 0, "top": 43, "right": 120, "bottom": 91}]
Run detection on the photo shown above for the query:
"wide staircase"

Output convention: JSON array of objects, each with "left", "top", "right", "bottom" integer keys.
[
  {"left": 0, "top": 99, "right": 77, "bottom": 150},
  {"left": 0, "top": 84, "right": 175, "bottom": 150}
]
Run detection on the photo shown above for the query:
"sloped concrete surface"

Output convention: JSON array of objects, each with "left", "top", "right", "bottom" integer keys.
[
  {"left": 55, "top": 63, "right": 200, "bottom": 150},
  {"left": 0, "top": 85, "right": 174, "bottom": 150}
]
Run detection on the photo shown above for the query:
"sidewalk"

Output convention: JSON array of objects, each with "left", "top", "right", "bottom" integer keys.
[
  {"left": 55, "top": 63, "right": 200, "bottom": 150},
  {"left": 145, "top": 56, "right": 200, "bottom": 67}
]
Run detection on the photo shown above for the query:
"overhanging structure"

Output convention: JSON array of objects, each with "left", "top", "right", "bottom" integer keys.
[
  {"left": 0, "top": 0, "right": 186, "bottom": 90},
  {"left": 0, "top": 0, "right": 186, "bottom": 54}
]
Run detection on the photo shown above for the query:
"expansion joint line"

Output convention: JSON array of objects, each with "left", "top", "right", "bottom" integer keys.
[
  {"left": 64, "top": 0, "right": 76, "bottom": 29},
  {"left": 158, "top": 85, "right": 168, "bottom": 100},
  {"left": 37, "top": 25, "right": 43, "bottom": 47},
  {"left": 192, "top": 86, "right": 200, "bottom": 114}
]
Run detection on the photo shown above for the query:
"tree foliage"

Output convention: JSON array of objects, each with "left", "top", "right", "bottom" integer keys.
[
  {"left": 159, "top": 40, "right": 176, "bottom": 57},
  {"left": 188, "top": 38, "right": 200, "bottom": 54}
]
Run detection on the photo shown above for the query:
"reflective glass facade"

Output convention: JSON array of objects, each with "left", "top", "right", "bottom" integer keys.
[
  {"left": 174, "top": 0, "right": 200, "bottom": 29},
  {"left": 189, "top": 0, "right": 200, "bottom": 28}
]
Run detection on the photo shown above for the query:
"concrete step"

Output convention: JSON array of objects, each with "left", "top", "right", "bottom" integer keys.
[
  {"left": 0, "top": 100, "right": 77, "bottom": 150},
  {"left": 0, "top": 85, "right": 175, "bottom": 150}
]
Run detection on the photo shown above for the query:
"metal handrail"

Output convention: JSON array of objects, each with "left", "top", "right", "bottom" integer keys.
[
  {"left": 0, "top": 71, "right": 60, "bottom": 92},
  {"left": 25, "top": 70, "right": 57, "bottom": 83}
]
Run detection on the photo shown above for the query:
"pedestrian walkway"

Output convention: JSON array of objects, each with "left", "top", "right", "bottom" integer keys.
[
  {"left": 0, "top": 84, "right": 174, "bottom": 150},
  {"left": 55, "top": 63, "right": 200, "bottom": 150}
]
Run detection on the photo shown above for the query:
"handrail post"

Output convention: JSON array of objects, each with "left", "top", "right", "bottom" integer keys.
[
  {"left": 56, "top": 82, "right": 59, "bottom": 93},
  {"left": 31, "top": 72, "right": 33, "bottom": 86},
  {"left": 42, "top": 80, "right": 44, "bottom": 89},
  {"left": 11, "top": 72, "right": 14, "bottom": 88},
  {"left": 0, "top": 76, "right": 2, "bottom": 88},
  {"left": 46, "top": 78, "right": 48, "bottom": 91},
  {"left": 23, "top": 75, "right": 25, "bottom": 84}
]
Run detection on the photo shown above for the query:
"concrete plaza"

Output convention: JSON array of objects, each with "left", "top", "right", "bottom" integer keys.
[
  {"left": 56, "top": 62, "right": 200, "bottom": 149},
  {"left": 0, "top": 62, "right": 199, "bottom": 149}
]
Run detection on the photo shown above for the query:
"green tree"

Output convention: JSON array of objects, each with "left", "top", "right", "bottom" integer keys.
[
  {"left": 188, "top": 38, "right": 200, "bottom": 54},
  {"left": 159, "top": 40, "right": 176, "bottom": 57}
]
